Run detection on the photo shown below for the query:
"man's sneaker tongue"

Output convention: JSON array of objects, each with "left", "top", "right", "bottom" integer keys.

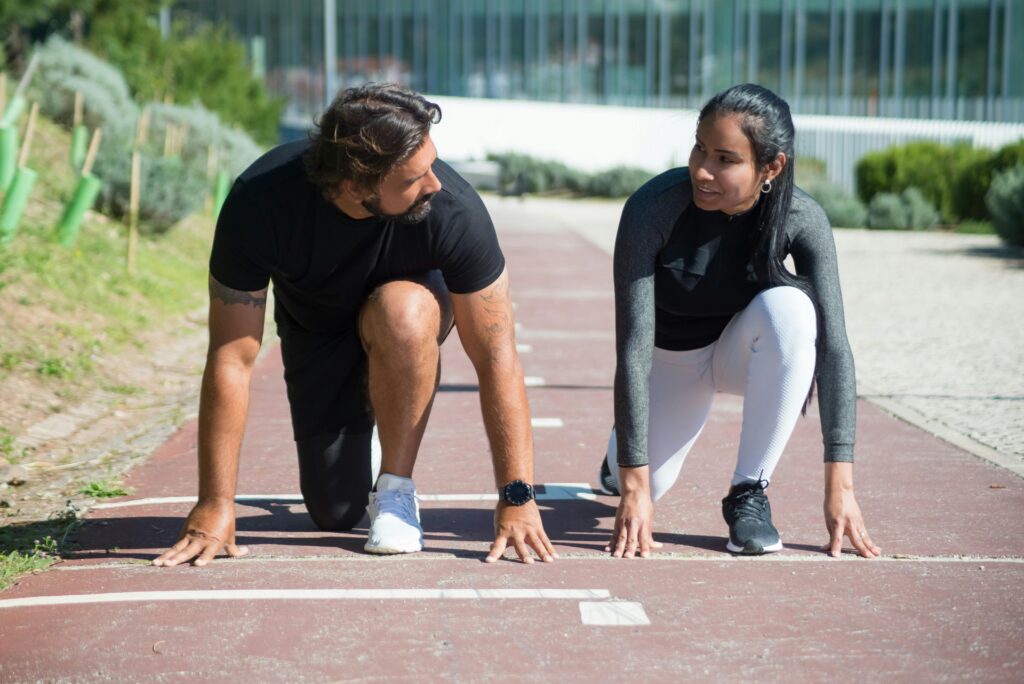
[{"left": 376, "top": 473, "right": 414, "bottom": 492}]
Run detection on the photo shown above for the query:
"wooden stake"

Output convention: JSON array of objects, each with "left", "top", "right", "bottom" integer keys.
[
  {"left": 204, "top": 144, "right": 217, "bottom": 213},
  {"left": 81, "top": 128, "right": 102, "bottom": 176},
  {"left": 163, "top": 122, "right": 173, "bottom": 157},
  {"left": 127, "top": 149, "right": 140, "bottom": 274},
  {"left": 136, "top": 108, "right": 150, "bottom": 148},
  {"left": 73, "top": 91, "right": 83, "bottom": 127},
  {"left": 17, "top": 101, "right": 38, "bottom": 167},
  {"left": 14, "top": 53, "right": 39, "bottom": 100},
  {"left": 177, "top": 124, "right": 189, "bottom": 156}
]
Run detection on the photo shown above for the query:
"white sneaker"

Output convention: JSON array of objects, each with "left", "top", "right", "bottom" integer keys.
[{"left": 364, "top": 473, "right": 423, "bottom": 554}]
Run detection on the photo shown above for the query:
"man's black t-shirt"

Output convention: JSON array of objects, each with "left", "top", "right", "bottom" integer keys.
[{"left": 210, "top": 140, "right": 505, "bottom": 440}]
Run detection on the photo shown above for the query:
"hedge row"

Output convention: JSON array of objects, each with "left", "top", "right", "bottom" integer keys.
[
  {"left": 487, "top": 152, "right": 655, "bottom": 198},
  {"left": 855, "top": 139, "right": 1024, "bottom": 223}
]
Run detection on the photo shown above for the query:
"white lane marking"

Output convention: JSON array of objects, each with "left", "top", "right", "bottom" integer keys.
[
  {"left": 91, "top": 483, "right": 599, "bottom": 509},
  {"left": 531, "top": 417, "right": 564, "bottom": 428},
  {"left": 51, "top": 554, "right": 1024, "bottom": 571},
  {"left": 515, "top": 343, "right": 532, "bottom": 353},
  {"left": 524, "top": 376, "right": 545, "bottom": 386},
  {"left": 0, "top": 588, "right": 612, "bottom": 610},
  {"left": 579, "top": 601, "right": 651, "bottom": 626}
]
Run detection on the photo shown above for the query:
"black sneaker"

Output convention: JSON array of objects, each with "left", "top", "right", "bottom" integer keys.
[
  {"left": 597, "top": 456, "right": 619, "bottom": 496},
  {"left": 721, "top": 480, "right": 783, "bottom": 554}
]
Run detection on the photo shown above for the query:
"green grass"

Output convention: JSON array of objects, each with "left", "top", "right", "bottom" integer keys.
[
  {"left": 0, "top": 505, "right": 80, "bottom": 591},
  {"left": 0, "top": 104, "right": 220, "bottom": 592},
  {"left": 0, "top": 427, "right": 15, "bottom": 460},
  {"left": 78, "top": 479, "right": 130, "bottom": 498},
  {"left": 0, "top": 116, "right": 213, "bottom": 397},
  {"left": 952, "top": 219, "right": 996, "bottom": 235}
]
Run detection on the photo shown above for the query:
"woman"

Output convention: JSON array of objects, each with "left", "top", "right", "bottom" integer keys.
[{"left": 602, "top": 83, "right": 880, "bottom": 559}]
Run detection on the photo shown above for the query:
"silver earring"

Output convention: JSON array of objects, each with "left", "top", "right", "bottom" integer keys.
[{"left": 761, "top": 180, "right": 772, "bottom": 194}]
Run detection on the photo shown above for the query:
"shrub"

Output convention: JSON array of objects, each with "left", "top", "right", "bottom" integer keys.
[
  {"left": 855, "top": 140, "right": 968, "bottom": 222},
  {"left": 487, "top": 153, "right": 587, "bottom": 194},
  {"left": 143, "top": 102, "right": 263, "bottom": 179},
  {"left": 867, "top": 187, "right": 939, "bottom": 230},
  {"left": 802, "top": 181, "right": 867, "bottom": 228},
  {"left": 902, "top": 187, "right": 940, "bottom": 230},
  {"left": 31, "top": 37, "right": 264, "bottom": 233},
  {"left": 30, "top": 35, "right": 139, "bottom": 139},
  {"left": 951, "top": 148, "right": 997, "bottom": 221},
  {"left": 584, "top": 167, "right": 655, "bottom": 197},
  {"left": 87, "top": 11, "right": 285, "bottom": 146},
  {"left": 93, "top": 143, "right": 208, "bottom": 234},
  {"left": 952, "top": 138, "right": 1024, "bottom": 221},
  {"left": 92, "top": 103, "right": 262, "bottom": 233},
  {"left": 867, "top": 192, "right": 908, "bottom": 230},
  {"left": 986, "top": 165, "right": 1024, "bottom": 247},
  {"left": 855, "top": 149, "right": 899, "bottom": 202}
]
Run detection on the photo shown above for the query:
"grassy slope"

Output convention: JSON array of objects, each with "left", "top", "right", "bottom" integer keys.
[{"left": 0, "top": 114, "right": 216, "bottom": 588}]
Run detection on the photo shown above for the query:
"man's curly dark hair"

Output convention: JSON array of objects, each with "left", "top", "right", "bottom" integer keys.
[{"left": 304, "top": 83, "right": 442, "bottom": 200}]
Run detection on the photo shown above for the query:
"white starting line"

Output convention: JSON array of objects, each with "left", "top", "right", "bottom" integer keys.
[
  {"left": 0, "top": 589, "right": 650, "bottom": 625},
  {"left": 531, "top": 417, "right": 564, "bottom": 428},
  {"left": 91, "top": 483, "right": 600, "bottom": 510}
]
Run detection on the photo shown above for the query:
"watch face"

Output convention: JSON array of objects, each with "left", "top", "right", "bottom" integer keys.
[{"left": 503, "top": 480, "right": 534, "bottom": 506}]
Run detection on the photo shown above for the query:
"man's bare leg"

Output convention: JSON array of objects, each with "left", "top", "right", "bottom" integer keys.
[{"left": 358, "top": 272, "right": 454, "bottom": 479}]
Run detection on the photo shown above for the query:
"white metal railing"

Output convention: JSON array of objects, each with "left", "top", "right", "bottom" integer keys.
[{"left": 284, "top": 97, "right": 1024, "bottom": 196}]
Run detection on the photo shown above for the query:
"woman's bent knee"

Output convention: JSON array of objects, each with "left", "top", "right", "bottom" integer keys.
[{"left": 751, "top": 286, "right": 817, "bottom": 345}]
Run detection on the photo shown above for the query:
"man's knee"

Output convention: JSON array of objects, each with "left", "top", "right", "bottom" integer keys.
[
  {"left": 360, "top": 280, "right": 446, "bottom": 352},
  {"left": 304, "top": 494, "right": 368, "bottom": 532}
]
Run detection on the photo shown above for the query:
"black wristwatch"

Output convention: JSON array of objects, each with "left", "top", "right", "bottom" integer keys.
[{"left": 500, "top": 479, "right": 536, "bottom": 506}]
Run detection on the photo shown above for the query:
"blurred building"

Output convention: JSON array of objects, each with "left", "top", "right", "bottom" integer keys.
[{"left": 171, "top": 0, "right": 1022, "bottom": 125}]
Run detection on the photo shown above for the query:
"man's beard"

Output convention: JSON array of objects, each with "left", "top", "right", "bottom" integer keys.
[{"left": 361, "top": 193, "right": 435, "bottom": 224}]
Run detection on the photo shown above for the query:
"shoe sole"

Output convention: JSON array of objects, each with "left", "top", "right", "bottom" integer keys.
[
  {"left": 363, "top": 542, "right": 423, "bottom": 555},
  {"left": 726, "top": 539, "right": 784, "bottom": 555}
]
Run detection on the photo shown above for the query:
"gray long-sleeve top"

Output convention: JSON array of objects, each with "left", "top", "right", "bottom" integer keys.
[{"left": 613, "top": 168, "right": 857, "bottom": 466}]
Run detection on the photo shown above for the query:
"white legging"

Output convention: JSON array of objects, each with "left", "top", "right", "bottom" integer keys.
[{"left": 607, "top": 286, "right": 818, "bottom": 502}]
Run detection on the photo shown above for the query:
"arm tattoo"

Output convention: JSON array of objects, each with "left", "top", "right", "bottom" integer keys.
[
  {"left": 209, "top": 279, "right": 267, "bottom": 308},
  {"left": 478, "top": 278, "right": 510, "bottom": 337}
]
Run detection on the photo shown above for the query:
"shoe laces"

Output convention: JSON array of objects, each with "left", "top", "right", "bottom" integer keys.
[
  {"left": 376, "top": 488, "right": 417, "bottom": 521},
  {"left": 727, "top": 479, "right": 770, "bottom": 522}
]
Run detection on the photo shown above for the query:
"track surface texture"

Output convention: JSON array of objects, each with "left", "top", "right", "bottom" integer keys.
[{"left": 2, "top": 200, "right": 1021, "bottom": 682}]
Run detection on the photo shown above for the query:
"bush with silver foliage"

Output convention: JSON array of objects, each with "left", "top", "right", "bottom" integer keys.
[
  {"left": 29, "top": 36, "right": 264, "bottom": 233},
  {"left": 986, "top": 165, "right": 1024, "bottom": 247}
]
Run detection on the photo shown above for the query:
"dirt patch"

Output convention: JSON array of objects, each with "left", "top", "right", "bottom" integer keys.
[{"left": 0, "top": 306, "right": 208, "bottom": 524}]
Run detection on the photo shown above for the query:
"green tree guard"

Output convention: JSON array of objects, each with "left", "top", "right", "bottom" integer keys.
[
  {"left": 0, "top": 166, "right": 38, "bottom": 246},
  {"left": 0, "top": 94, "right": 26, "bottom": 129},
  {"left": 55, "top": 173, "right": 103, "bottom": 248},
  {"left": 213, "top": 170, "right": 231, "bottom": 218},
  {"left": 70, "top": 125, "right": 89, "bottom": 170},
  {"left": 0, "top": 126, "right": 17, "bottom": 193}
]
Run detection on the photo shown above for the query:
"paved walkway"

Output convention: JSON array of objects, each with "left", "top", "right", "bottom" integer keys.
[
  {"left": 1, "top": 204, "right": 1022, "bottom": 681},
  {"left": 483, "top": 196, "right": 1024, "bottom": 474}
]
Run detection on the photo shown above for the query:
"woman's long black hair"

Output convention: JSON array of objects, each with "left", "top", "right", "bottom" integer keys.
[{"left": 698, "top": 83, "right": 820, "bottom": 408}]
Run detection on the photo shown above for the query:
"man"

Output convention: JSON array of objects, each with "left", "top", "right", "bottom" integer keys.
[{"left": 153, "top": 84, "right": 555, "bottom": 566}]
